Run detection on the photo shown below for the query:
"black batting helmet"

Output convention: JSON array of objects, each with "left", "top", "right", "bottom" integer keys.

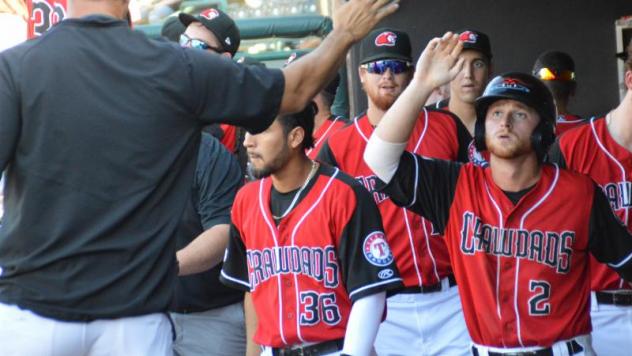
[{"left": 474, "top": 72, "right": 557, "bottom": 161}]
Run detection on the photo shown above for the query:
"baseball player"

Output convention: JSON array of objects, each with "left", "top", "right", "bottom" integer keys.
[
  {"left": 0, "top": 0, "right": 400, "bottom": 354},
  {"left": 547, "top": 41, "right": 632, "bottom": 356},
  {"left": 430, "top": 30, "right": 494, "bottom": 166},
  {"left": 318, "top": 28, "right": 471, "bottom": 355},
  {"left": 365, "top": 33, "right": 632, "bottom": 355},
  {"left": 285, "top": 51, "right": 348, "bottom": 159},
  {"left": 178, "top": 8, "right": 243, "bottom": 153},
  {"left": 532, "top": 50, "right": 587, "bottom": 135},
  {"left": 220, "top": 104, "right": 403, "bottom": 356}
]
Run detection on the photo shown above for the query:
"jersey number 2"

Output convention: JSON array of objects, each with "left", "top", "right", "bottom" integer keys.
[
  {"left": 528, "top": 280, "right": 551, "bottom": 316},
  {"left": 300, "top": 291, "right": 342, "bottom": 326}
]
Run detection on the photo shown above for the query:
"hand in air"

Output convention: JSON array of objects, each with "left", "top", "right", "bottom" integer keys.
[
  {"left": 414, "top": 32, "right": 465, "bottom": 90},
  {"left": 333, "top": 0, "right": 401, "bottom": 42}
]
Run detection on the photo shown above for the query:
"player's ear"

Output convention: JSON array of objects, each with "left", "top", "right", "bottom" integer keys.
[
  {"left": 358, "top": 66, "right": 366, "bottom": 84},
  {"left": 288, "top": 126, "right": 306, "bottom": 150},
  {"left": 625, "top": 70, "right": 632, "bottom": 91}
]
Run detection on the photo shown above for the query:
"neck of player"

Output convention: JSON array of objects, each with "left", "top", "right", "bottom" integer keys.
[
  {"left": 67, "top": 0, "right": 128, "bottom": 20},
  {"left": 367, "top": 102, "right": 387, "bottom": 127},
  {"left": 489, "top": 152, "right": 541, "bottom": 193},
  {"left": 271, "top": 154, "right": 315, "bottom": 193},
  {"left": 448, "top": 98, "right": 477, "bottom": 136},
  {"left": 607, "top": 77, "right": 632, "bottom": 152}
]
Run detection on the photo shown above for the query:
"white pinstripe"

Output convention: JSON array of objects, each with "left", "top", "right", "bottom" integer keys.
[
  {"left": 289, "top": 168, "right": 339, "bottom": 343},
  {"left": 258, "top": 179, "right": 288, "bottom": 345}
]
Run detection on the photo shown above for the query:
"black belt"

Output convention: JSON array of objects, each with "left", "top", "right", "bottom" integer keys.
[
  {"left": 400, "top": 275, "right": 457, "bottom": 294},
  {"left": 596, "top": 291, "right": 632, "bottom": 306},
  {"left": 272, "top": 338, "right": 344, "bottom": 356},
  {"left": 471, "top": 340, "right": 584, "bottom": 356}
]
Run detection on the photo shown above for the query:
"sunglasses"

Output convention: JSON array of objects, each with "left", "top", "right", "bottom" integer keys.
[
  {"left": 361, "top": 60, "right": 412, "bottom": 74},
  {"left": 179, "top": 33, "right": 223, "bottom": 53},
  {"left": 535, "top": 67, "right": 575, "bottom": 81}
]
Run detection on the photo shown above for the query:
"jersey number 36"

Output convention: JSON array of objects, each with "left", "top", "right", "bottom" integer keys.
[{"left": 299, "top": 291, "right": 342, "bottom": 326}]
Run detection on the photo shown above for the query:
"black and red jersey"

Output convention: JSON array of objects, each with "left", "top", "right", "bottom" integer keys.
[
  {"left": 221, "top": 164, "right": 402, "bottom": 347},
  {"left": 380, "top": 153, "right": 632, "bottom": 347},
  {"left": 550, "top": 116, "right": 632, "bottom": 291},
  {"left": 318, "top": 109, "right": 469, "bottom": 288}
]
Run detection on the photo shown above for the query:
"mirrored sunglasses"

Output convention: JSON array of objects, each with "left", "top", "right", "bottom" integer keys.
[
  {"left": 535, "top": 67, "right": 575, "bottom": 81},
  {"left": 361, "top": 60, "right": 412, "bottom": 74},
  {"left": 179, "top": 34, "right": 223, "bottom": 53}
]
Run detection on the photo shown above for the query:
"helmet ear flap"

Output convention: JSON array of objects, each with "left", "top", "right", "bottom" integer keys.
[
  {"left": 474, "top": 118, "right": 486, "bottom": 152},
  {"left": 530, "top": 119, "right": 556, "bottom": 161}
]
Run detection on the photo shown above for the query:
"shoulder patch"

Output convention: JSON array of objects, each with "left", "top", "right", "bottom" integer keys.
[{"left": 363, "top": 231, "right": 394, "bottom": 267}]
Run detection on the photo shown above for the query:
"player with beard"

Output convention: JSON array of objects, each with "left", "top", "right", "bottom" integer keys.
[
  {"left": 365, "top": 32, "right": 632, "bottom": 355},
  {"left": 318, "top": 28, "right": 471, "bottom": 355},
  {"left": 220, "top": 104, "right": 402, "bottom": 355}
]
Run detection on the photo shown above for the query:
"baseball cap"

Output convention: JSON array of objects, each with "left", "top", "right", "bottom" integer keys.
[
  {"left": 179, "top": 8, "right": 241, "bottom": 56},
  {"left": 532, "top": 51, "right": 576, "bottom": 82},
  {"left": 286, "top": 51, "right": 340, "bottom": 98},
  {"left": 458, "top": 30, "right": 492, "bottom": 60},
  {"left": 360, "top": 28, "right": 412, "bottom": 64}
]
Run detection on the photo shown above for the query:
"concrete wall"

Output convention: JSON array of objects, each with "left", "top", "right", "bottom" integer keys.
[{"left": 347, "top": 0, "right": 632, "bottom": 118}]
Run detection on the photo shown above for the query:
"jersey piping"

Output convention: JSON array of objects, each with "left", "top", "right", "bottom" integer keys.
[{"left": 289, "top": 168, "right": 339, "bottom": 343}]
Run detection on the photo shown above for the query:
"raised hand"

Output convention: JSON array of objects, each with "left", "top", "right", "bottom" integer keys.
[
  {"left": 414, "top": 32, "right": 464, "bottom": 90},
  {"left": 333, "top": 0, "right": 400, "bottom": 42}
]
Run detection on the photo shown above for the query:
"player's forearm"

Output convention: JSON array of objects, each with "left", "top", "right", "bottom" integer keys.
[
  {"left": 342, "top": 292, "right": 386, "bottom": 355},
  {"left": 176, "top": 224, "right": 230, "bottom": 276},
  {"left": 244, "top": 292, "right": 260, "bottom": 356},
  {"left": 279, "top": 29, "right": 353, "bottom": 115},
  {"left": 365, "top": 80, "right": 432, "bottom": 183}
]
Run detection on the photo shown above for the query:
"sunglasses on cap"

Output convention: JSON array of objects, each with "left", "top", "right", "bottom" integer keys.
[
  {"left": 179, "top": 33, "right": 223, "bottom": 53},
  {"left": 535, "top": 67, "right": 575, "bottom": 81},
  {"left": 361, "top": 59, "right": 412, "bottom": 74}
]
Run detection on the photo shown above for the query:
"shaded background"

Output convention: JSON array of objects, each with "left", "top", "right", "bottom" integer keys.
[{"left": 346, "top": 0, "right": 632, "bottom": 119}]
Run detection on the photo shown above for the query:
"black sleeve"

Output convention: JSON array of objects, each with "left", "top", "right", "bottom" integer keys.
[
  {"left": 337, "top": 183, "right": 403, "bottom": 302},
  {"left": 219, "top": 224, "right": 251, "bottom": 292},
  {"left": 195, "top": 134, "right": 242, "bottom": 229},
  {"left": 546, "top": 140, "right": 567, "bottom": 169},
  {"left": 588, "top": 185, "right": 632, "bottom": 281},
  {"left": 316, "top": 140, "right": 339, "bottom": 167},
  {"left": 187, "top": 49, "right": 285, "bottom": 134},
  {"left": 378, "top": 152, "right": 462, "bottom": 234},
  {"left": 446, "top": 110, "right": 472, "bottom": 163},
  {"left": 0, "top": 53, "right": 20, "bottom": 171}
]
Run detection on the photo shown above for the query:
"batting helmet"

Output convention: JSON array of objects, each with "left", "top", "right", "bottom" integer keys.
[{"left": 474, "top": 72, "right": 557, "bottom": 161}]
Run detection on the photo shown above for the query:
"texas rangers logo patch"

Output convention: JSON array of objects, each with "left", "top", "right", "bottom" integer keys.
[
  {"left": 200, "top": 8, "right": 220, "bottom": 20},
  {"left": 375, "top": 31, "right": 397, "bottom": 47},
  {"left": 459, "top": 31, "right": 478, "bottom": 44},
  {"left": 496, "top": 78, "right": 530, "bottom": 93},
  {"left": 363, "top": 232, "right": 393, "bottom": 267}
]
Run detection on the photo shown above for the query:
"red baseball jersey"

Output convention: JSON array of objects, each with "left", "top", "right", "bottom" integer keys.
[
  {"left": 220, "top": 164, "right": 403, "bottom": 347},
  {"left": 555, "top": 114, "right": 587, "bottom": 136},
  {"left": 306, "top": 116, "right": 348, "bottom": 159},
  {"left": 381, "top": 154, "right": 632, "bottom": 347},
  {"left": 318, "top": 109, "right": 469, "bottom": 288},
  {"left": 550, "top": 116, "right": 632, "bottom": 291}
]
